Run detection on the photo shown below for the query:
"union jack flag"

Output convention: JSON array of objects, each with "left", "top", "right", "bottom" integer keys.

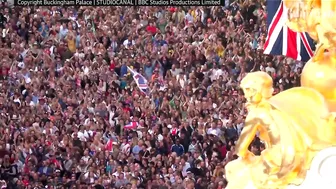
[
  {"left": 264, "top": 0, "right": 315, "bottom": 62},
  {"left": 105, "top": 139, "right": 114, "bottom": 152},
  {"left": 127, "top": 66, "right": 150, "bottom": 95},
  {"left": 124, "top": 121, "right": 139, "bottom": 130}
]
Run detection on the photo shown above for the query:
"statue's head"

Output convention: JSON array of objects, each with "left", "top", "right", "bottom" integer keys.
[{"left": 240, "top": 71, "right": 274, "bottom": 104}]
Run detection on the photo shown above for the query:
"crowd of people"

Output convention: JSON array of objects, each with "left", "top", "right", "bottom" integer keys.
[{"left": 0, "top": 1, "right": 305, "bottom": 189}]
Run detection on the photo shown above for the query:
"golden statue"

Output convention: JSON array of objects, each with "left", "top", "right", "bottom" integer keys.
[
  {"left": 284, "top": 0, "right": 336, "bottom": 55},
  {"left": 283, "top": 0, "right": 336, "bottom": 112},
  {"left": 225, "top": 1, "right": 336, "bottom": 188},
  {"left": 300, "top": 51, "right": 336, "bottom": 112},
  {"left": 225, "top": 71, "right": 336, "bottom": 189}
]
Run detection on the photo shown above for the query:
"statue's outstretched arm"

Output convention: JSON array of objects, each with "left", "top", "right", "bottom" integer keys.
[{"left": 235, "top": 120, "right": 259, "bottom": 159}]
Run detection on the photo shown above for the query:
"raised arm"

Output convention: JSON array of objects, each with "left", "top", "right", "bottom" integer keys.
[{"left": 234, "top": 117, "right": 260, "bottom": 159}]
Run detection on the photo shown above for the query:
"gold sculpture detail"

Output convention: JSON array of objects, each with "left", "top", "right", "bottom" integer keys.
[
  {"left": 225, "top": 72, "right": 336, "bottom": 189},
  {"left": 284, "top": 0, "right": 336, "bottom": 111},
  {"left": 284, "top": 0, "right": 336, "bottom": 58},
  {"left": 300, "top": 51, "right": 336, "bottom": 112},
  {"left": 225, "top": 1, "right": 336, "bottom": 188}
]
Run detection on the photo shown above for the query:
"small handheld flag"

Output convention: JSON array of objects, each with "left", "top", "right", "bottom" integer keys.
[
  {"left": 124, "top": 121, "right": 139, "bottom": 130},
  {"left": 127, "top": 66, "right": 150, "bottom": 95}
]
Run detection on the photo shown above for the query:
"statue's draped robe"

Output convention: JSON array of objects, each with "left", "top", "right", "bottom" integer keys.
[
  {"left": 226, "top": 87, "right": 336, "bottom": 189},
  {"left": 266, "top": 87, "right": 336, "bottom": 184}
]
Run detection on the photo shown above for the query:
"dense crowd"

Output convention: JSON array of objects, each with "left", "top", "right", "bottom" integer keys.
[{"left": 0, "top": 1, "right": 304, "bottom": 189}]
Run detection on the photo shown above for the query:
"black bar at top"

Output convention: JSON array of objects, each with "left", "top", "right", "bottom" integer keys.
[
  {"left": 136, "top": 0, "right": 224, "bottom": 6},
  {"left": 13, "top": 0, "right": 224, "bottom": 7}
]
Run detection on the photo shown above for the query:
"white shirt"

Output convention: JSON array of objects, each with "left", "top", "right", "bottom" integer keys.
[
  {"left": 14, "top": 161, "right": 24, "bottom": 173},
  {"left": 110, "top": 41, "right": 118, "bottom": 51},
  {"left": 42, "top": 127, "right": 57, "bottom": 135},
  {"left": 182, "top": 162, "right": 191, "bottom": 177},
  {"left": 265, "top": 66, "right": 276, "bottom": 74},
  {"left": 109, "top": 111, "right": 116, "bottom": 126},
  {"left": 236, "top": 123, "right": 244, "bottom": 135},
  {"left": 170, "top": 68, "right": 182, "bottom": 77},
  {"left": 82, "top": 66, "right": 90, "bottom": 75},
  {"left": 18, "top": 62, "right": 25, "bottom": 69},
  {"left": 192, "top": 41, "right": 202, "bottom": 46},
  {"left": 112, "top": 171, "right": 126, "bottom": 178},
  {"left": 13, "top": 98, "right": 21, "bottom": 105},
  {"left": 29, "top": 101, "right": 36, "bottom": 107},
  {"left": 176, "top": 74, "right": 186, "bottom": 88},
  {"left": 84, "top": 172, "right": 98, "bottom": 179},
  {"left": 84, "top": 118, "right": 97, "bottom": 125},
  {"left": 81, "top": 155, "right": 91, "bottom": 164},
  {"left": 188, "top": 143, "right": 197, "bottom": 153},
  {"left": 2, "top": 28, "right": 9, "bottom": 37},
  {"left": 69, "top": 16, "right": 76, "bottom": 21},
  {"left": 196, "top": 9, "right": 205, "bottom": 23},
  {"left": 185, "top": 13, "right": 194, "bottom": 23},
  {"left": 77, "top": 130, "right": 93, "bottom": 141},
  {"left": 122, "top": 39, "right": 135, "bottom": 48},
  {"left": 211, "top": 69, "right": 224, "bottom": 81},
  {"left": 207, "top": 128, "right": 221, "bottom": 136}
]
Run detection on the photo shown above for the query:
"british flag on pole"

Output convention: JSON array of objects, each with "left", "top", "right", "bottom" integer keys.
[{"left": 264, "top": 0, "right": 315, "bottom": 62}]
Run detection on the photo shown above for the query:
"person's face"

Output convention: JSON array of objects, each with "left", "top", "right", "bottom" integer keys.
[
  {"left": 123, "top": 166, "right": 129, "bottom": 172},
  {"left": 119, "top": 173, "right": 124, "bottom": 179}
]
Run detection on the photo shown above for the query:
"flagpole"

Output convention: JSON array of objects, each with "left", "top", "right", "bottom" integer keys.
[{"left": 127, "top": 66, "right": 136, "bottom": 75}]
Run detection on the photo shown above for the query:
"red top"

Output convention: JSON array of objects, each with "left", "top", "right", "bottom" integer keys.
[
  {"left": 218, "top": 145, "right": 227, "bottom": 158},
  {"left": 0, "top": 67, "right": 10, "bottom": 76},
  {"left": 22, "top": 179, "right": 29, "bottom": 186},
  {"left": 168, "top": 7, "right": 177, "bottom": 12},
  {"left": 123, "top": 107, "right": 131, "bottom": 113},
  {"left": 146, "top": 25, "right": 157, "bottom": 35},
  {"left": 109, "top": 60, "right": 116, "bottom": 71}
]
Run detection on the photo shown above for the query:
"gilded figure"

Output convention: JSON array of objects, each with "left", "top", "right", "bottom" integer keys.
[{"left": 225, "top": 71, "right": 336, "bottom": 189}]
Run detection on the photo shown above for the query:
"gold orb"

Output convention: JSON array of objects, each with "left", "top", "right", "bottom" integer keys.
[{"left": 301, "top": 53, "right": 336, "bottom": 111}]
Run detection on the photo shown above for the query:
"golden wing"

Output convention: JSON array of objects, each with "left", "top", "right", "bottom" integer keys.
[
  {"left": 268, "top": 87, "right": 335, "bottom": 182},
  {"left": 269, "top": 87, "right": 330, "bottom": 142}
]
